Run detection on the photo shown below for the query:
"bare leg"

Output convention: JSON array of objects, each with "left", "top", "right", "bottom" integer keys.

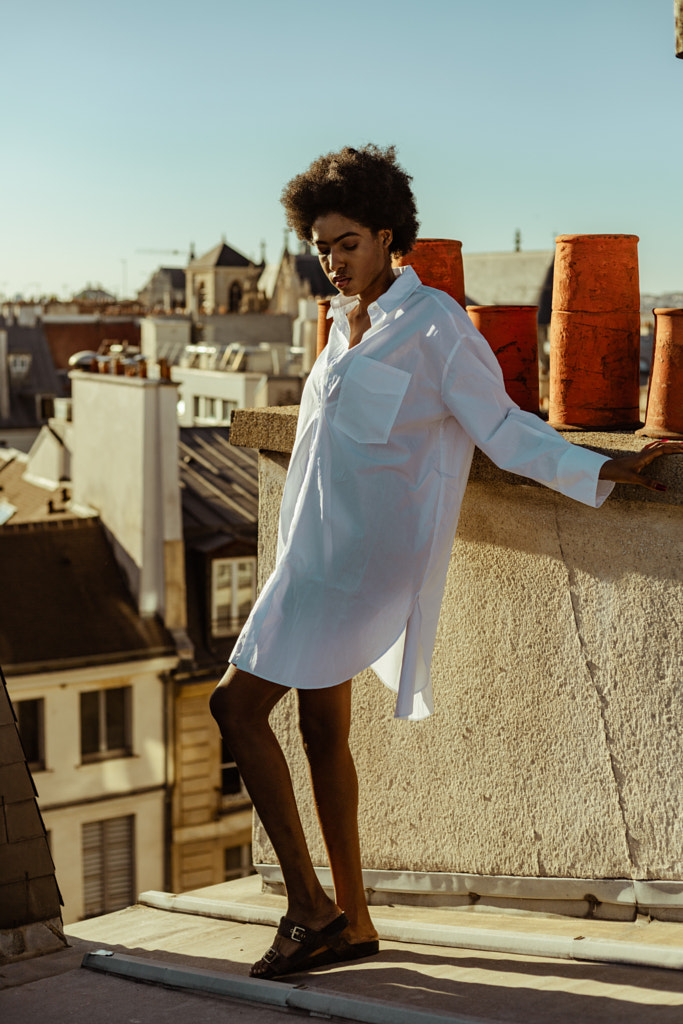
[
  {"left": 298, "top": 683, "right": 377, "bottom": 945},
  {"left": 210, "top": 666, "right": 342, "bottom": 972}
]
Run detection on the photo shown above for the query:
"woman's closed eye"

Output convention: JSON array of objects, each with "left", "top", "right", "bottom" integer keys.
[{"left": 318, "top": 245, "right": 357, "bottom": 258}]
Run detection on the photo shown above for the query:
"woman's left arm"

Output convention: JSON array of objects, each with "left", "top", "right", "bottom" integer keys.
[
  {"left": 440, "top": 317, "right": 683, "bottom": 506},
  {"left": 598, "top": 440, "right": 683, "bottom": 492}
]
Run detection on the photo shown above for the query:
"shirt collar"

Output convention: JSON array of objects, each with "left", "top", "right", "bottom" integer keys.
[{"left": 329, "top": 265, "right": 422, "bottom": 322}]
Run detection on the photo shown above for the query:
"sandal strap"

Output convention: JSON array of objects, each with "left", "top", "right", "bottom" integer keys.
[
  {"left": 277, "top": 912, "right": 349, "bottom": 951},
  {"left": 253, "top": 913, "right": 350, "bottom": 979},
  {"left": 278, "top": 917, "right": 312, "bottom": 945}
]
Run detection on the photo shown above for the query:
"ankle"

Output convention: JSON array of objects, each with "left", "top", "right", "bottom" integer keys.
[{"left": 286, "top": 894, "right": 338, "bottom": 924}]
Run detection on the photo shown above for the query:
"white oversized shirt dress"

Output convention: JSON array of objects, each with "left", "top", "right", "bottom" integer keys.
[{"left": 230, "top": 267, "right": 614, "bottom": 720}]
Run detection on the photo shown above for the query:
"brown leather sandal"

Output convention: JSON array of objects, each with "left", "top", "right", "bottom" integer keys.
[
  {"left": 300, "top": 934, "right": 381, "bottom": 971},
  {"left": 250, "top": 912, "right": 349, "bottom": 980}
]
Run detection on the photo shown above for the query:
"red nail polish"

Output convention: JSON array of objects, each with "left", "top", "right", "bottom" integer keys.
[{"left": 654, "top": 483, "right": 667, "bottom": 492}]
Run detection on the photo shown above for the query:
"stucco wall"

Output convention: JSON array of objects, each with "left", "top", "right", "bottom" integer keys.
[
  {"left": 7, "top": 659, "right": 171, "bottom": 925},
  {"left": 232, "top": 410, "right": 683, "bottom": 918},
  {"left": 43, "top": 790, "right": 164, "bottom": 924}
]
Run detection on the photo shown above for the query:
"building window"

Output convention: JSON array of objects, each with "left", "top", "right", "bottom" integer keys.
[
  {"left": 8, "top": 352, "right": 32, "bottom": 383},
  {"left": 80, "top": 686, "right": 132, "bottom": 763},
  {"left": 37, "top": 394, "right": 55, "bottom": 420},
  {"left": 193, "top": 396, "right": 201, "bottom": 420},
  {"left": 82, "top": 815, "right": 135, "bottom": 918},
  {"left": 224, "top": 843, "right": 254, "bottom": 881},
  {"left": 229, "top": 281, "right": 242, "bottom": 313},
  {"left": 221, "top": 399, "right": 236, "bottom": 424},
  {"left": 211, "top": 557, "right": 256, "bottom": 637},
  {"left": 220, "top": 737, "right": 247, "bottom": 801},
  {"left": 16, "top": 698, "right": 45, "bottom": 771}
]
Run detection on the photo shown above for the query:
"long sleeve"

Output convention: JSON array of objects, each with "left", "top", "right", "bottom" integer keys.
[{"left": 441, "top": 321, "right": 614, "bottom": 508}]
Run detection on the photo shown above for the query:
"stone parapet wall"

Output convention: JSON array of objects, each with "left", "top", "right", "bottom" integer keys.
[{"left": 231, "top": 407, "right": 683, "bottom": 920}]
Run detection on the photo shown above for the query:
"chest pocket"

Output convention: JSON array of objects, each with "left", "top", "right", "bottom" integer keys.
[{"left": 334, "top": 354, "right": 411, "bottom": 444}]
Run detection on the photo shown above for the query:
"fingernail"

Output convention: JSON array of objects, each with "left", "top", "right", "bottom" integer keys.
[{"left": 654, "top": 483, "right": 667, "bottom": 492}]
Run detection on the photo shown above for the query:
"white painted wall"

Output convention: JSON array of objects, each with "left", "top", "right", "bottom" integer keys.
[
  {"left": 172, "top": 367, "right": 265, "bottom": 426},
  {"left": 140, "top": 317, "right": 192, "bottom": 363},
  {"left": 43, "top": 791, "right": 164, "bottom": 924},
  {"left": 7, "top": 657, "right": 174, "bottom": 924}
]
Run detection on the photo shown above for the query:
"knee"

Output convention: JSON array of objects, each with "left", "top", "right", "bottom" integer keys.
[
  {"left": 210, "top": 665, "right": 279, "bottom": 748},
  {"left": 209, "top": 667, "right": 244, "bottom": 742}
]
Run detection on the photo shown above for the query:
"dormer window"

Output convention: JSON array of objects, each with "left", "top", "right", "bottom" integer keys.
[{"left": 8, "top": 352, "right": 32, "bottom": 384}]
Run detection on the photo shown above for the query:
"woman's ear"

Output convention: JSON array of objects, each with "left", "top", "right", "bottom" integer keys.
[{"left": 381, "top": 228, "right": 393, "bottom": 250}]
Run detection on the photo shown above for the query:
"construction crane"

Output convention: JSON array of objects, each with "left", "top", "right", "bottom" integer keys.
[{"left": 136, "top": 244, "right": 196, "bottom": 260}]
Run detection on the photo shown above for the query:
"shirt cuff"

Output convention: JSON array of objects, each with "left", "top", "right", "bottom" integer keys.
[{"left": 555, "top": 443, "right": 615, "bottom": 508}]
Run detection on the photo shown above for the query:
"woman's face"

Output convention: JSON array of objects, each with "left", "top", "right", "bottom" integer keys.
[{"left": 312, "top": 213, "right": 394, "bottom": 305}]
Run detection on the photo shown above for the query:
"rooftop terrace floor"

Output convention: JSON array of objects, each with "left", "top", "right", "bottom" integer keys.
[{"left": 3, "top": 876, "right": 683, "bottom": 1023}]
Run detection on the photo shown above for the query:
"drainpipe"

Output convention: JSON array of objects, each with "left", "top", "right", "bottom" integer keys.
[
  {"left": 163, "top": 670, "right": 176, "bottom": 893},
  {"left": 0, "top": 331, "right": 9, "bottom": 421}
]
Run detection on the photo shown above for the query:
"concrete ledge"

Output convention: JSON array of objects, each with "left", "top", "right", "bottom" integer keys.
[
  {"left": 137, "top": 890, "right": 683, "bottom": 972},
  {"left": 229, "top": 406, "right": 683, "bottom": 506}
]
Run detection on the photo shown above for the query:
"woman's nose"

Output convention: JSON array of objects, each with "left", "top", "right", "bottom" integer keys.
[{"left": 328, "top": 248, "right": 343, "bottom": 271}]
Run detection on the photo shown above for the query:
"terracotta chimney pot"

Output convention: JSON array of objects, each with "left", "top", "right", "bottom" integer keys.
[
  {"left": 549, "top": 233, "right": 641, "bottom": 430},
  {"left": 394, "top": 238, "right": 465, "bottom": 308},
  {"left": 316, "top": 298, "right": 332, "bottom": 356},
  {"left": 467, "top": 305, "right": 540, "bottom": 413},
  {"left": 637, "top": 308, "right": 683, "bottom": 439}
]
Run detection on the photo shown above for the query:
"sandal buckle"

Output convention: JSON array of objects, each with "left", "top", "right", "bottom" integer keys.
[
  {"left": 289, "top": 925, "right": 307, "bottom": 942},
  {"left": 262, "top": 947, "right": 278, "bottom": 963}
]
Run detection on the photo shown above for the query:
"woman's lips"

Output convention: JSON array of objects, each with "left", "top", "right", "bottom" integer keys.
[{"left": 333, "top": 275, "right": 351, "bottom": 289}]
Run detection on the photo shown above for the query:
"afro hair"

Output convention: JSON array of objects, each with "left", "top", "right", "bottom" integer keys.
[{"left": 280, "top": 144, "right": 419, "bottom": 257}]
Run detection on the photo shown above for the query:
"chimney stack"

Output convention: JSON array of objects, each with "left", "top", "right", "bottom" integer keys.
[{"left": 69, "top": 371, "right": 188, "bottom": 645}]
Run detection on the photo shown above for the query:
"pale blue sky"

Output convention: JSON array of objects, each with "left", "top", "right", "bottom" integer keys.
[{"left": 1, "top": 0, "right": 681, "bottom": 298}]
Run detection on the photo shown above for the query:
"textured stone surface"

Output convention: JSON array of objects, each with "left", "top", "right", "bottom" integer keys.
[
  {"left": 230, "top": 406, "right": 299, "bottom": 454},
  {"left": 245, "top": 415, "right": 683, "bottom": 891}
]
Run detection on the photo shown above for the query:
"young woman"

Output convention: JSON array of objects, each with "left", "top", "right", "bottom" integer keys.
[{"left": 210, "top": 145, "right": 682, "bottom": 980}]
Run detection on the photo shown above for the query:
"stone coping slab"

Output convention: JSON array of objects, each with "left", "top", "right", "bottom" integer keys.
[
  {"left": 230, "top": 407, "right": 683, "bottom": 506},
  {"left": 139, "top": 879, "right": 683, "bottom": 972}
]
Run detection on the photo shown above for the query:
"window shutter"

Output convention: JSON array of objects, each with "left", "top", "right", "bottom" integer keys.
[
  {"left": 82, "top": 820, "right": 104, "bottom": 916},
  {"left": 105, "top": 816, "right": 135, "bottom": 910},
  {"left": 82, "top": 815, "right": 135, "bottom": 918}
]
